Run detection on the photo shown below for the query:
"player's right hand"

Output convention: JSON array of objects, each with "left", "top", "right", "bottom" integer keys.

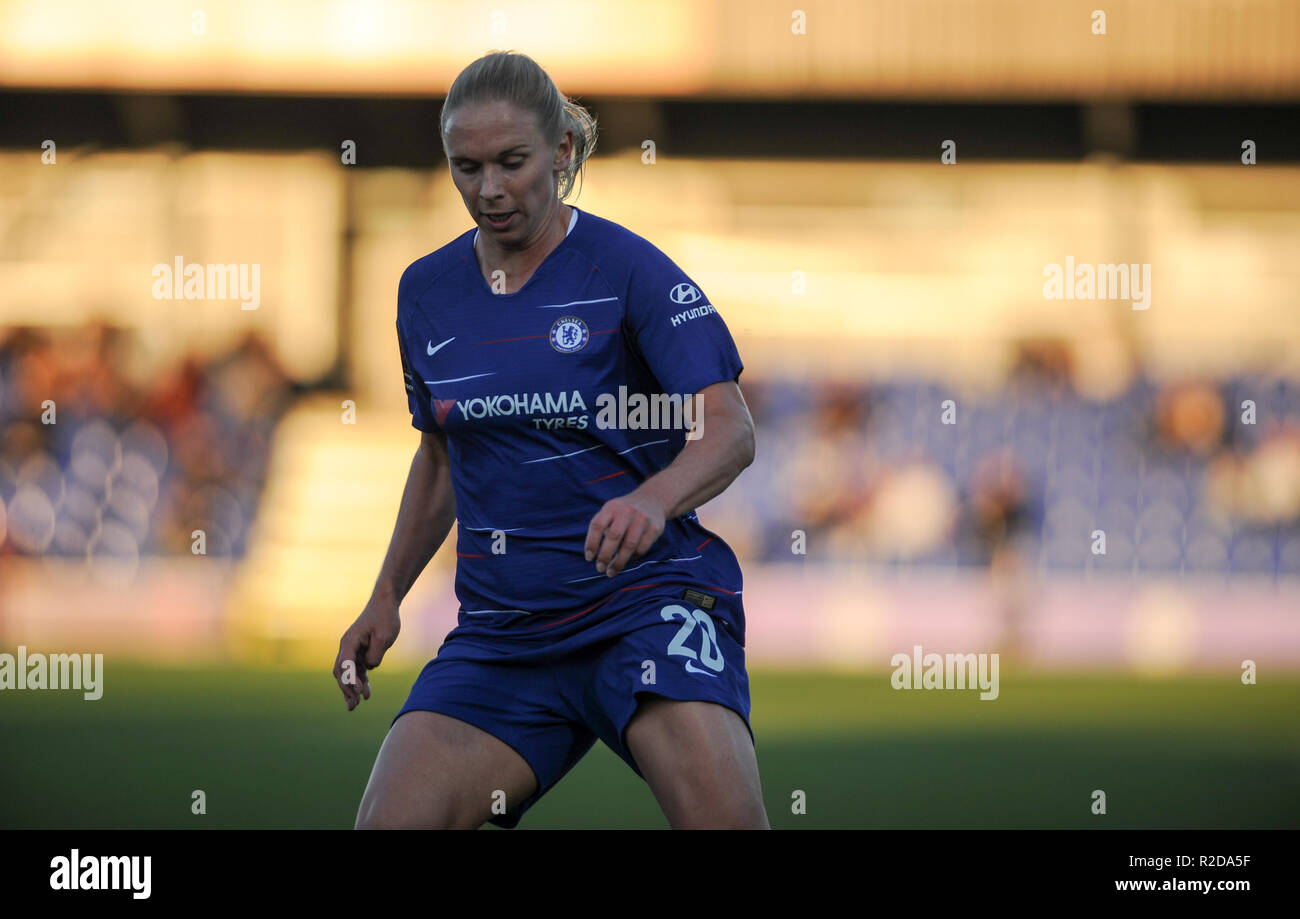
[{"left": 334, "top": 597, "right": 401, "bottom": 712}]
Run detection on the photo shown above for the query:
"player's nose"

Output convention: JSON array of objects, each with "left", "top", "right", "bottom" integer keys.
[{"left": 479, "top": 165, "right": 507, "bottom": 200}]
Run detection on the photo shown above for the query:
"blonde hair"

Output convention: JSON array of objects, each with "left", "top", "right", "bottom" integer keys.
[{"left": 440, "top": 50, "right": 598, "bottom": 202}]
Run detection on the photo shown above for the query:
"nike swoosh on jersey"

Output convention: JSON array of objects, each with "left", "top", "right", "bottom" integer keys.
[
  {"left": 683, "top": 660, "right": 720, "bottom": 677},
  {"left": 427, "top": 336, "right": 454, "bottom": 356}
]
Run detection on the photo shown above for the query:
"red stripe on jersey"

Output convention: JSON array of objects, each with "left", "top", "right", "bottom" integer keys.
[
  {"left": 527, "top": 582, "right": 663, "bottom": 631},
  {"left": 585, "top": 470, "right": 628, "bottom": 484},
  {"left": 475, "top": 328, "right": 619, "bottom": 346},
  {"left": 476, "top": 333, "right": 549, "bottom": 345}
]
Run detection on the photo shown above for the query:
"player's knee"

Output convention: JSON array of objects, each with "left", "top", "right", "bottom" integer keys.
[
  {"left": 354, "top": 797, "right": 481, "bottom": 830},
  {"left": 658, "top": 773, "right": 768, "bottom": 829},
  {"left": 355, "top": 811, "right": 479, "bottom": 830},
  {"left": 670, "top": 798, "right": 768, "bottom": 830},
  {"left": 355, "top": 810, "right": 403, "bottom": 830},
  {"left": 354, "top": 802, "right": 413, "bottom": 830}
]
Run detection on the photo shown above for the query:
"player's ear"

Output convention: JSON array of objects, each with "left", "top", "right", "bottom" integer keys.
[{"left": 555, "top": 129, "right": 573, "bottom": 169}]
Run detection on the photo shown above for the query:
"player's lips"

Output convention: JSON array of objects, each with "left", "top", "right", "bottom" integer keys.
[{"left": 483, "top": 210, "right": 516, "bottom": 229}]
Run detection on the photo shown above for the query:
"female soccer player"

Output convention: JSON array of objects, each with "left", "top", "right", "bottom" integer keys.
[{"left": 334, "top": 50, "right": 767, "bottom": 830}]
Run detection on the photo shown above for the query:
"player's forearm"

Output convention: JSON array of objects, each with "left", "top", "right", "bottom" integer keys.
[
  {"left": 635, "top": 410, "right": 755, "bottom": 522},
  {"left": 370, "top": 441, "right": 457, "bottom": 608}
]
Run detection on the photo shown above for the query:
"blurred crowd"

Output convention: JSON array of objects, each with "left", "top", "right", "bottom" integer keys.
[
  {"left": 0, "top": 321, "right": 298, "bottom": 563},
  {"left": 3, "top": 325, "right": 1297, "bottom": 578},
  {"left": 713, "top": 342, "right": 1300, "bottom": 576}
]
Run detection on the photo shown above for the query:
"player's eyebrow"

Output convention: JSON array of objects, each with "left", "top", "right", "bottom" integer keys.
[{"left": 450, "top": 145, "right": 530, "bottom": 164}]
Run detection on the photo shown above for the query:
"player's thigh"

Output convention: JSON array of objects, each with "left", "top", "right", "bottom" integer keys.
[
  {"left": 355, "top": 710, "right": 538, "bottom": 830},
  {"left": 624, "top": 696, "right": 768, "bottom": 829}
]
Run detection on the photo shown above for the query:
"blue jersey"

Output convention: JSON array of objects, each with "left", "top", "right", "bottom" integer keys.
[{"left": 396, "top": 206, "right": 747, "bottom": 646}]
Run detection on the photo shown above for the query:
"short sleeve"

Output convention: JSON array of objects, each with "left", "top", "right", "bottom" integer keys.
[
  {"left": 623, "top": 241, "right": 744, "bottom": 397},
  {"left": 397, "top": 318, "right": 441, "bottom": 433}
]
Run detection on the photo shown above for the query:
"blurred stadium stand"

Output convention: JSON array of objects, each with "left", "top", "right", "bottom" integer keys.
[{"left": 1, "top": 0, "right": 1297, "bottom": 670}]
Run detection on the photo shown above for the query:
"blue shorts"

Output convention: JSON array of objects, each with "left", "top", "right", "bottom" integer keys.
[{"left": 393, "top": 588, "right": 752, "bottom": 828}]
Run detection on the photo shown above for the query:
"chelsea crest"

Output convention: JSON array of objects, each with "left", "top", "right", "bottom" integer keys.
[{"left": 549, "top": 315, "right": 589, "bottom": 353}]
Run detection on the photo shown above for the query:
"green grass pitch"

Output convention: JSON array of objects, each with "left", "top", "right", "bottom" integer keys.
[{"left": 2, "top": 664, "right": 1296, "bottom": 829}]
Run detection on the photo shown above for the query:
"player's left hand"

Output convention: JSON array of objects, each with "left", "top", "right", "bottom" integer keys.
[{"left": 585, "top": 490, "right": 666, "bottom": 577}]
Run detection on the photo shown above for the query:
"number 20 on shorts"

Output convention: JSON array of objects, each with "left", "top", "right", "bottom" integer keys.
[{"left": 659, "top": 604, "right": 726, "bottom": 676}]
